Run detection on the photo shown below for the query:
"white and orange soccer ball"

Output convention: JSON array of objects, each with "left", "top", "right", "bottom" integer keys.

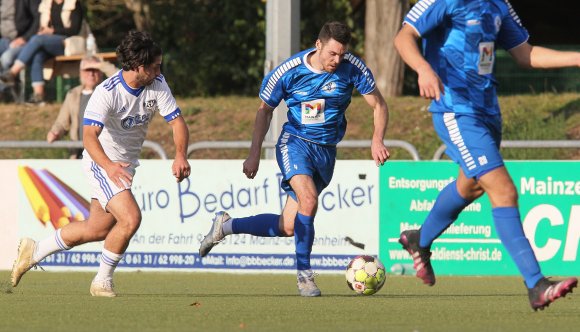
[{"left": 345, "top": 255, "right": 386, "bottom": 295}]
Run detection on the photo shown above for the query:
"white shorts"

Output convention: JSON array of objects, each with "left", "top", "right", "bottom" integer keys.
[{"left": 82, "top": 155, "right": 136, "bottom": 210}]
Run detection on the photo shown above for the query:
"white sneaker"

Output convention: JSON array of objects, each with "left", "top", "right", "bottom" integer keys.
[
  {"left": 297, "top": 269, "right": 321, "bottom": 297},
  {"left": 11, "top": 238, "right": 38, "bottom": 287},
  {"left": 90, "top": 278, "right": 117, "bottom": 297},
  {"left": 198, "top": 211, "right": 231, "bottom": 257}
]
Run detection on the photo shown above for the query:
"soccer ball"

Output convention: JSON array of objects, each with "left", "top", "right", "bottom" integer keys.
[{"left": 345, "top": 255, "right": 386, "bottom": 295}]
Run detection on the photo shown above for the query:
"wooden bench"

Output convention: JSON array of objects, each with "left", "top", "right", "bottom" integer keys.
[{"left": 43, "top": 52, "right": 118, "bottom": 102}]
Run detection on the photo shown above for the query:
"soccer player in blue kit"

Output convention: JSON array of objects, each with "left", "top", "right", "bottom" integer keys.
[
  {"left": 394, "top": 0, "right": 579, "bottom": 310},
  {"left": 199, "top": 22, "right": 391, "bottom": 296}
]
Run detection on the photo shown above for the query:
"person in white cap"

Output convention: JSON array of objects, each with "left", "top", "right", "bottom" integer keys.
[{"left": 46, "top": 55, "right": 116, "bottom": 158}]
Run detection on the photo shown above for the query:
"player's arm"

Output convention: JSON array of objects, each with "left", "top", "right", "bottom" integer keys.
[
  {"left": 168, "top": 116, "right": 191, "bottom": 182},
  {"left": 362, "top": 89, "right": 390, "bottom": 167},
  {"left": 243, "top": 101, "right": 275, "bottom": 179},
  {"left": 83, "top": 125, "right": 132, "bottom": 189},
  {"left": 508, "top": 42, "right": 580, "bottom": 69},
  {"left": 393, "top": 24, "right": 444, "bottom": 101}
]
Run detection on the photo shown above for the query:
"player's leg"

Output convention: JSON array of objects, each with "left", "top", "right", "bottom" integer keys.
[
  {"left": 225, "top": 195, "right": 298, "bottom": 237},
  {"left": 289, "top": 138, "right": 336, "bottom": 297},
  {"left": 88, "top": 190, "right": 141, "bottom": 297},
  {"left": 198, "top": 210, "right": 287, "bottom": 257},
  {"left": 400, "top": 168, "right": 483, "bottom": 286},
  {"left": 288, "top": 174, "right": 321, "bottom": 297},
  {"left": 479, "top": 167, "right": 577, "bottom": 310},
  {"left": 199, "top": 132, "right": 306, "bottom": 257},
  {"left": 418, "top": 168, "right": 482, "bottom": 248},
  {"left": 11, "top": 198, "right": 116, "bottom": 287}
]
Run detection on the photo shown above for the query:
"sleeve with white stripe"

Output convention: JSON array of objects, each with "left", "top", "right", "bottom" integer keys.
[
  {"left": 403, "top": 0, "right": 447, "bottom": 37},
  {"left": 496, "top": 0, "right": 529, "bottom": 50},
  {"left": 154, "top": 76, "right": 181, "bottom": 122}
]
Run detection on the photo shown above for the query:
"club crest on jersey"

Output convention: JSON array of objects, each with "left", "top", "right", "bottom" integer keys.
[
  {"left": 322, "top": 81, "right": 336, "bottom": 93},
  {"left": 144, "top": 99, "right": 158, "bottom": 112}
]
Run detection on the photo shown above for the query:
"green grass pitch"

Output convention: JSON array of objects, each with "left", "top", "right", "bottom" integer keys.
[{"left": 1, "top": 271, "right": 578, "bottom": 331}]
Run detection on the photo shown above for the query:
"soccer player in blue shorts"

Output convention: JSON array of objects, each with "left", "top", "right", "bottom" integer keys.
[
  {"left": 394, "top": 0, "right": 579, "bottom": 310},
  {"left": 199, "top": 21, "right": 391, "bottom": 297},
  {"left": 11, "top": 31, "right": 191, "bottom": 296}
]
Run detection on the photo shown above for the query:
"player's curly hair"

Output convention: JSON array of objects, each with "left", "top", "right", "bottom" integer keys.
[
  {"left": 116, "top": 30, "right": 162, "bottom": 71},
  {"left": 318, "top": 21, "right": 351, "bottom": 45}
]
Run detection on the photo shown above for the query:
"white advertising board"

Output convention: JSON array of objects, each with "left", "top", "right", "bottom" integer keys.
[{"left": 2, "top": 159, "right": 379, "bottom": 272}]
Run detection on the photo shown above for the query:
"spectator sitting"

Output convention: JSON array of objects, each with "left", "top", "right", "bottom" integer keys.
[
  {"left": 0, "top": 0, "right": 41, "bottom": 101},
  {"left": 46, "top": 55, "right": 113, "bottom": 159},
  {"left": 0, "top": 0, "right": 82, "bottom": 105},
  {"left": 0, "top": 0, "right": 40, "bottom": 99}
]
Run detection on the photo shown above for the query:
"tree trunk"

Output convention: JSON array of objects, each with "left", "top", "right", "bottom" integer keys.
[
  {"left": 364, "top": 0, "right": 409, "bottom": 97},
  {"left": 124, "top": 0, "right": 152, "bottom": 31}
]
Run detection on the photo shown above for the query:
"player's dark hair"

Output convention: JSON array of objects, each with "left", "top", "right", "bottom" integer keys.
[
  {"left": 318, "top": 21, "right": 351, "bottom": 45},
  {"left": 116, "top": 30, "right": 162, "bottom": 71}
]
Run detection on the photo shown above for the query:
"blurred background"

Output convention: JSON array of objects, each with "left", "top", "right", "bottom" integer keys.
[{"left": 83, "top": 0, "right": 579, "bottom": 98}]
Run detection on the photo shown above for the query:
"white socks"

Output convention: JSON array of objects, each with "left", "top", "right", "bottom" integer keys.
[
  {"left": 95, "top": 248, "right": 124, "bottom": 281},
  {"left": 33, "top": 229, "right": 71, "bottom": 262}
]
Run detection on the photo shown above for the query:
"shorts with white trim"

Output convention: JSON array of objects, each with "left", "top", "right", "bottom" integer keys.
[
  {"left": 82, "top": 155, "right": 135, "bottom": 210},
  {"left": 275, "top": 131, "right": 336, "bottom": 201},
  {"left": 432, "top": 112, "right": 504, "bottom": 179}
]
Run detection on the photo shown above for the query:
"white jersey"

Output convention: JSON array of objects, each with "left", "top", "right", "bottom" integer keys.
[{"left": 82, "top": 70, "right": 181, "bottom": 166}]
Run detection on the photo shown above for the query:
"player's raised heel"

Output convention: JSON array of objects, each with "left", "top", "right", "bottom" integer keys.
[
  {"left": 11, "top": 238, "right": 38, "bottom": 287},
  {"left": 399, "top": 230, "right": 436, "bottom": 286},
  {"left": 198, "top": 211, "right": 231, "bottom": 257},
  {"left": 528, "top": 277, "right": 578, "bottom": 311},
  {"left": 90, "top": 278, "right": 117, "bottom": 297},
  {"left": 297, "top": 270, "right": 321, "bottom": 297}
]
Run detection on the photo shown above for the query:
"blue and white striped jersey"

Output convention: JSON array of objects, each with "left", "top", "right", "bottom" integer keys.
[
  {"left": 83, "top": 70, "right": 181, "bottom": 165},
  {"left": 404, "top": 0, "right": 528, "bottom": 115},
  {"left": 260, "top": 48, "right": 376, "bottom": 145}
]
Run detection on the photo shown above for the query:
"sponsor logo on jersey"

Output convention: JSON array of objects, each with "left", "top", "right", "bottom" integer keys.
[
  {"left": 301, "top": 99, "right": 326, "bottom": 125},
  {"left": 121, "top": 114, "right": 151, "bottom": 129}
]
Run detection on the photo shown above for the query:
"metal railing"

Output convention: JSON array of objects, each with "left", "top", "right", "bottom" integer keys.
[
  {"left": 188, "top": 139, "right": 421, "bottom": 161},
  {"left": 3, "top": 139, "right": 577, "bottom": 162},
  {"left": 0, "top": 140, "right": 168, "bottom": 159},
  {"left": 432, "top": 140, "right": 580, "bottom": 160}
]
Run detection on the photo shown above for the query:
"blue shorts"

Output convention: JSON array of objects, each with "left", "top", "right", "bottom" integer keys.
[
  {"left": 275, "top": 132, "right": 336, "bottom": 201},
  {"left": 433, "top": 112, "right": 504, "bottom": 179}
]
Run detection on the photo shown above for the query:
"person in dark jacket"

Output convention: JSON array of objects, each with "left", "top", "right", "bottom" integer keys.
[{"left": 0, "top": 0, "right": 82, "bottom": 105}]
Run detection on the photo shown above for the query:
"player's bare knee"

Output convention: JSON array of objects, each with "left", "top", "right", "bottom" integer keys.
[
  {"left": 118, "top": 214, "right": 142, "bottom": 235},
  {"left": 298, "top": 196, "right": 318, "bottom": 215}
]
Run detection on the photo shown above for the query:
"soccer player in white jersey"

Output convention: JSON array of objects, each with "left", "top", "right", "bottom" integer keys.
[
  {"left": 394, "top": 0, "right": 579, "bottom": 310},
  {"left": 11, "top": 30, "right": 191, "bottom": 297},
  {"left": 198, "top": 22, "right": 391, "bottom": 297}
]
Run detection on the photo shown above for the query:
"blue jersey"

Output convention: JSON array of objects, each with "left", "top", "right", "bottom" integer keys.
[
  {"left": 259, "top": 48, "right": 376, "bottom": 145},
  {"left": 404, "top": 0, "right": 528, "bottom": 115}
]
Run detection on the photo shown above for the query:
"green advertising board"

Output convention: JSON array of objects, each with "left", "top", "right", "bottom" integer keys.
[{"left": 380, "top": 161, "right": 579, "bottom": 277}]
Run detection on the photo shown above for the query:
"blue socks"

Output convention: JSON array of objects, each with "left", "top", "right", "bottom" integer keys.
[
  {"left": 231, "top": 214, "right": 283, "bottom": 237},
  {"left": 294, "top": 213, "right": 315, "bottom": 271},
  {"left": 419, "top": 181, "right": 471, "bottom": 247},
  {"left": 493, "top": 207, "right": 543, "bottom": 288},
  {"left": 229, "top": 212, "right": 314, "bottom": 271}
]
